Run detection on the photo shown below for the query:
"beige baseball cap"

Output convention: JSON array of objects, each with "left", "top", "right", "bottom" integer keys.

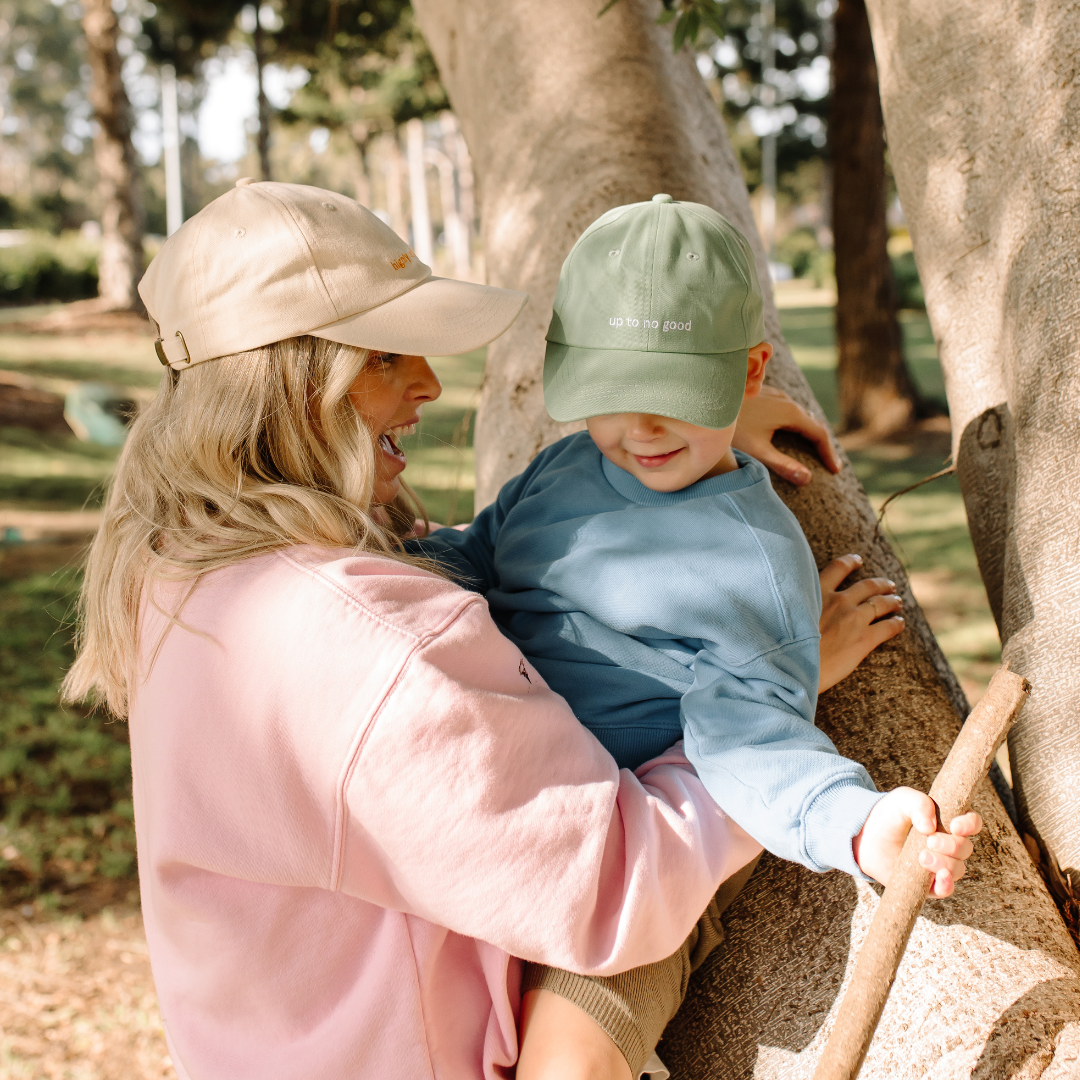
[{"left": 139, "top": 178, "right": 527, "bottom": 370}]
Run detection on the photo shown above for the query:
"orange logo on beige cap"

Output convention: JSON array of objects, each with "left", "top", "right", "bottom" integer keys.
[{"left": 391, "top": 250, "right": 417, "bottom": 271}]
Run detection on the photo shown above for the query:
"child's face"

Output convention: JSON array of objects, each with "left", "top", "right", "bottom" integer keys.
[
  {"left": 586, "top": 342, "right": 772, "bottom": 493},
  {"left": 587, "top": 412, "right": 740, "bottom": 491}
]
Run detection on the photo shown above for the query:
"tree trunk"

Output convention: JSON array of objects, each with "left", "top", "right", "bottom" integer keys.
[
  {"left": 411, "top": 0, "right": 1080, "bottom": 1074},
  {"left": 253, "top": 20, "right": 272, "bottom": 181},
  {"left": 865, "top": 0, "right": 1080, "bottom": 930},
  {"left": 831, "top": 0, "right": 927, "bottom": 440},
  {"left": 81, "top": 0, "right": 144, "bottom": 311}
]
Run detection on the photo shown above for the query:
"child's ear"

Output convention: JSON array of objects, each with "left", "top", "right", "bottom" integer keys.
[{"left": 744, "top": 342, "right": 772, "bottom": 398}]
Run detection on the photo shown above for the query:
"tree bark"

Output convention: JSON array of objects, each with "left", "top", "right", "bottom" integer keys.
[
  {"left": 865, "top": 0, "right": 1080, "bottom": 923},
  {"left": 411, "top": 0, "right": 1080, "bottom": 1074},
  {"left": 831, "top": 0, "right": 928, "bottom": 439},
  {"left": 81, "top": 0, "right": 144, "bottom": 311},
  {"left": 253, "top": 19, "right": 272, "bottom": 181}
]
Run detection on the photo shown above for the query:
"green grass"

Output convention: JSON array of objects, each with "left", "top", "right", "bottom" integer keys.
[
  {"left": 780, "top": 306, "right": 947, "bottom": 423},
  {"left": 400, "top": 349, "right": 485, "bottom": 525},
  {"left": 0, "top": 426, "right": 115, "bottom": 510}
]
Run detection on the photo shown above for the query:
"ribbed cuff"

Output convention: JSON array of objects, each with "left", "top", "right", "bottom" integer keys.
[
  {"left": 802, "top": 781, "right": 885, "bottom": 878},
  {"left": 521, "top": 949, "right": 696, "bottom": 1079}
]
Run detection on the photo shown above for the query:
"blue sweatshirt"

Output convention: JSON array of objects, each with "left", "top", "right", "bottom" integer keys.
[{"left": 408, "top": 432, "right": 882, "bottom": 875}]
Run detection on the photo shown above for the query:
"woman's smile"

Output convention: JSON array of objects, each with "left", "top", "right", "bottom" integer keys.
[{"left": 349, "top": 354, "right": 441, "bottom": 505}]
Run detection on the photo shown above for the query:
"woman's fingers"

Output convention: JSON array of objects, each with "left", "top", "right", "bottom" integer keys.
[
  {"left": 819, "top": 553, "right": 862, "bottom": 592},
  {"left": 866, "top": 614, "right": 905, "bottom": 647},
  {"left": 841, "top": 576, "right": 899, "bottom": 607}
]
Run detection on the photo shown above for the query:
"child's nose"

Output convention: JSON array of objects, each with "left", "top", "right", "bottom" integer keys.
[{"left": 626, "top": 414, "right": 666, "bottom": 439}]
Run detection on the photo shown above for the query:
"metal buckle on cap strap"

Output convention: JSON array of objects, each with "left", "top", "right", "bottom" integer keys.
[{"left": 154, "top": 331, "right": 192, "bottom": 367}]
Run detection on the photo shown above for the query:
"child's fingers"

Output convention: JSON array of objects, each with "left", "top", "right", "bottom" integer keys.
[
  {"left": 926, "top": 832, "right": 975, "bottom": 860},
  {"left": 897, "top": 788, "right": 940, "bottom": 836},
  {"left": 947, "top": 811, "right": 983, "bottom": 838},
  {"left": 763, "top": 393, "right": 843, "bottom": 475},
  {"left": 819, "top": 554, "right": 863, "bottom": 592},
  {"left": 785, "top": 416, "right": 843, "bottom": 475},
  {"left": 929, "top": 867, "right": 958, "bottom": 898},
  {"left": 920, "top": 847, "right": 967, "bottom": 892},
  {"left": 754, "top": 442, "right": 815, "bottom": 486}
]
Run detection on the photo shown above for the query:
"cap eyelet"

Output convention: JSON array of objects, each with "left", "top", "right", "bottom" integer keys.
[
  {"left": 322, "top": 202, "right": 337, "bottom": 211},
  {"left": 686, "top": 252, "right": 701, "bottom": 260},
  {"left": 234, "top": 228, "right": 246, "bottom": 238},
  {"left": 608, "top": 249, "right": 621, "bottom": 257}
]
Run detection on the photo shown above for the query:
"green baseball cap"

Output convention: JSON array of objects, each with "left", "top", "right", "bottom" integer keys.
[{"left": 544, "top": 194, "right": 765, "bottom": 429}]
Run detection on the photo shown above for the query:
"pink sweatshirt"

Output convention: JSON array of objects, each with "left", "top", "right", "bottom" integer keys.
[{"left": 129, "top": 547, "right": 761, "bottom": 1079}]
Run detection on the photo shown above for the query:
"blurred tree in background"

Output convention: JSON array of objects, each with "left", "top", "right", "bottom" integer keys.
[
  {"left": 644, "top": 0, "right": 930, "bottom": 439},
  {"left": 0, "top": 0, "right": 932, "bottom": 436},
  {"left": 0, "top": 0, "right": 96, "bottom": 233}
]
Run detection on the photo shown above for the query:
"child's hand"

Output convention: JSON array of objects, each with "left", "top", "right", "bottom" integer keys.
[
  {"left": 819, "top": 554, "right": 904, "bottom": 692},
  {"left": 853, "top": 788, "right": 983, "bottom": 898},
  {"left": 732, "top": 385, "right": 843, "bottom": 486}
]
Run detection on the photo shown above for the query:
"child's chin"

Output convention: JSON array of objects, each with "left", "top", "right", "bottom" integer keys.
[{"left": 634, "top": 471, "right": 691, "bottom": 493}]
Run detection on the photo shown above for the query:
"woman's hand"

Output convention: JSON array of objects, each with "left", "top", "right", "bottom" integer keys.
[
  {"left": 732, "top": 385, "right": 843, "bottom": 486},
  {"left": 852, "top": 788, "right": 983, "bottom": 898},
  {"left": 818, "top": 554, "right": 905, "bottom": 692}
]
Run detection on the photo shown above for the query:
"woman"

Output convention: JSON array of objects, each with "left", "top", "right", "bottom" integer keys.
[{"left": 64, "top": 180, "right": 976, "bottom": 1080}]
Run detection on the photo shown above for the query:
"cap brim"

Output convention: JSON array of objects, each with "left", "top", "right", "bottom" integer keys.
[
  {"left": 309, "top": 276, "right": 527, "bottom": 357},
  {"left": 544, "top": 342, "right": 748, "bottom": 429}
]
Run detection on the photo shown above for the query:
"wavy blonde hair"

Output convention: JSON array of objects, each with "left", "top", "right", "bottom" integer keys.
[{"left": 64, "top": 335, "right": 428, "bottom": 717}]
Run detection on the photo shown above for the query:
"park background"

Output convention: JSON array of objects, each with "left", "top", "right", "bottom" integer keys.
[{"left": 0, "top": 1, "right": 1002, "bottom": 1074}]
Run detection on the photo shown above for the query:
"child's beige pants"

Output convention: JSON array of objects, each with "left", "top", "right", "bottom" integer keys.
[{"left": 521, "top": 854, "right": 761, "bottom": 1077}]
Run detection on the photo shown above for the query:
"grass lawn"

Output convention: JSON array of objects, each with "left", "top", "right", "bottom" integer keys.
[{"left": 0, "top": 297, "right": 1002, "bottom": 912}]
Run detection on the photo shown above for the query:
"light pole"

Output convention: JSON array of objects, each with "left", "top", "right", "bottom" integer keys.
[
  {"left": 760, "top": 0, "right": 777, "bottom": 262},
  {"left": 161, "top": 65, "right": 183, "bottom": 237}
]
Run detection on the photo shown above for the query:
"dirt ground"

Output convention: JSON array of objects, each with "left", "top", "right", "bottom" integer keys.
[{"left": 0, "top": 906, "right": 174, "bottom": 1079}]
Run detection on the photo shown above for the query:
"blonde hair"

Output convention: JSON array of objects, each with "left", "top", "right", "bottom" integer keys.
[{"left": 64, "top": 335, "right": 428, "bottom": 717}]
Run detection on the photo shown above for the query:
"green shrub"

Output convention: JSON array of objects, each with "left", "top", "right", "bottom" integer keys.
[
  {"left": 0, "top": 564, "right": 136, "bottom": 906},
  {"left": 774, "top": 228, "right": 834, "bottom": 288},
  {"left": 891, "top": 249, "right": 925, "bottom": 310},
  {"left": 0, "top": 233, "right": 99, "bottom": 303},
  {"left": 775, "top": 227, "right": 820, "bottom": 279}
]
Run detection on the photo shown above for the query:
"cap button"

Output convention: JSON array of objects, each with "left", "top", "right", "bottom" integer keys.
[
  {"left": 652, "top": 193, "right": 673, "bottom": 203},
  {"left": 235, "top": 177, "right": 256, "bottom": 187}
]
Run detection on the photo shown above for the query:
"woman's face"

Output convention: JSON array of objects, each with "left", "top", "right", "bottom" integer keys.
[{"left": 349, "top": 352, "right": 442, "bottom": 505}]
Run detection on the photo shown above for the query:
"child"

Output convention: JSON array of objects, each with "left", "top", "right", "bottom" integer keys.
[{"left": 409, "top": 195, "right": 967, "bottom": 1079}]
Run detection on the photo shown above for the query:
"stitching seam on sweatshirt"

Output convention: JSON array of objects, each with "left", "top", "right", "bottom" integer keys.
[
  {"left": 327, "top": 590, "right": 489, "bottom": 891},
  {"left": 401, "top": 914, "right": 439, "bottom": 1080},
  {"left": 274, "top": 549, "right": 485, "bottom": 888},
  {"left": 720, "top": 494, "right": 796, "bottom": 642},
  {"left": 277, "top": 548, "right": 476, "bottom": 642}
]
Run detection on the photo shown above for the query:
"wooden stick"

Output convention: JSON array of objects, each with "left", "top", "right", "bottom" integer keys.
[{"left": 811, "top": 663, "right": 1031, "bottom": 1080}]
